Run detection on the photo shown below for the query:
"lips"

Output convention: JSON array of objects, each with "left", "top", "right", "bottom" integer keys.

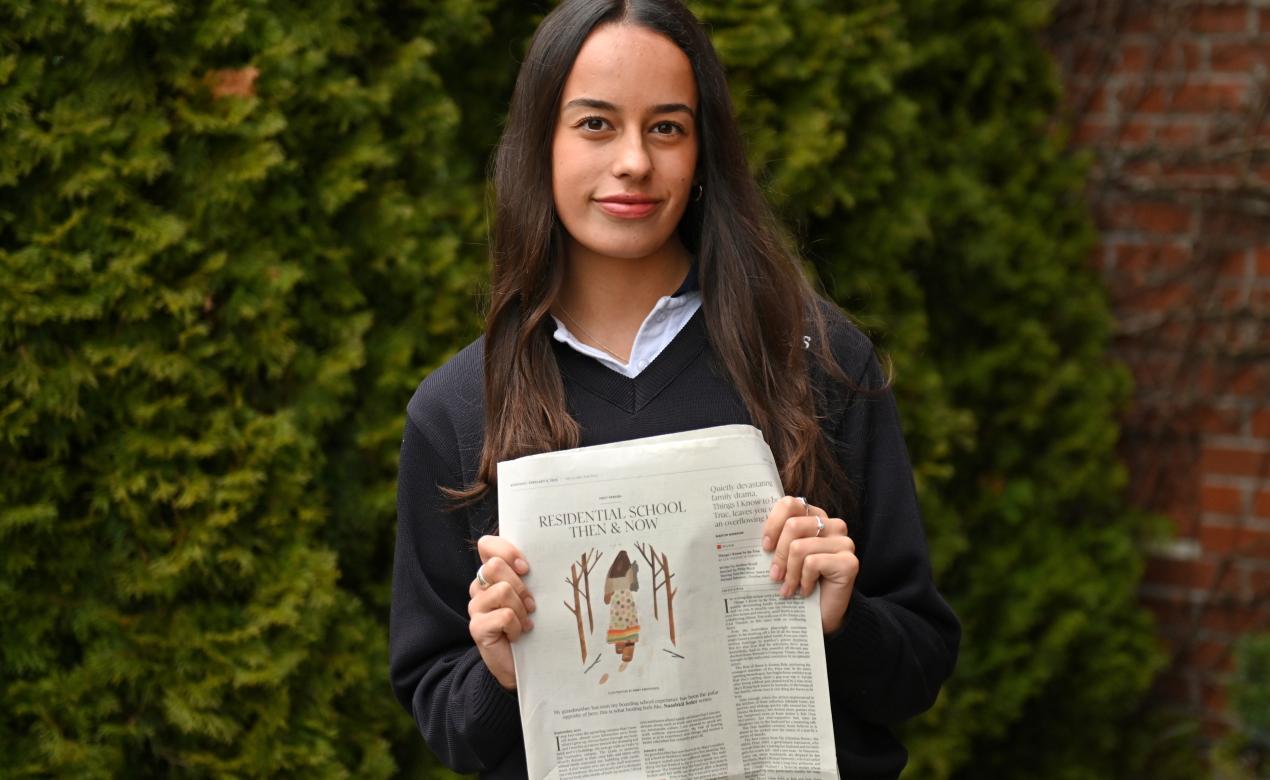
[{"left": 595, "top": 194, "right": 660, "bottom": 219}]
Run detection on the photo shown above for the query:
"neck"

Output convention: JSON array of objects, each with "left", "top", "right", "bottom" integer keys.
[{"left": 554, "top": 238, "right": 692, "bottom": 363}]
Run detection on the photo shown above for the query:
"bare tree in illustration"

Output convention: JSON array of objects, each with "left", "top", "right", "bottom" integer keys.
[
  {"left": 563, "top": 562, "right": 587, "bottom": 663},
  {"left": 660, "top": 549, "right": 678, "bottom": 646},
  {"left": 577, "top": 549, "right": 603, "bottom": 633},
  {"left": 634, "top": 542, "right": 662, "bottom": 619},
  {"left": 634, "top": 541, "right": 679, "bottom": 645}
]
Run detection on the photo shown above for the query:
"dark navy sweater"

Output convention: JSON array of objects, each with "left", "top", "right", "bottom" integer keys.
[{"left": 390, "top": 307, "right": 960, "bottom": 779}]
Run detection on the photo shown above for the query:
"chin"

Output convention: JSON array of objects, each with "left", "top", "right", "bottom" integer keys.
[
  {"left": 575, "top": 228, "right": 678, "bottom": 261},
  {"left": 582, "top": 241, "right": 670, "bottom": 261}
]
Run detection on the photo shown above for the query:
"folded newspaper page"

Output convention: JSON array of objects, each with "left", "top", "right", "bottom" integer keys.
[{"left": 498, "top": 425, "right": 838, "bottom": 780}]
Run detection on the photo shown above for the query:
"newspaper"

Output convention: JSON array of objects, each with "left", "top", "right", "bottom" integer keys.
[{"left": 498, "top": 425, "right": 838, "bottom": 780}]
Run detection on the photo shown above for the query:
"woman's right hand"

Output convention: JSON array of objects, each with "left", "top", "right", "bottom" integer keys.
[{"left": 468, "top": 535, "right": 536, "bottom": 691}]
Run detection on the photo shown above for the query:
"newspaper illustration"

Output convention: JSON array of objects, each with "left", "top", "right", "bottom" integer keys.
[{"left": 498, "top": 425, "right": 838, "bottom": 780}]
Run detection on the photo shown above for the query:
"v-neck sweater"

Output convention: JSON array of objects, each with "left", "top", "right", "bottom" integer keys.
[
  {"left": 551, "top": 257, "right": 703, "bottom": 378},
  {"left": 390, "top": 306, "right": 961, "bottom": 780},
  {"left": 550, "top": 289, "right": 702, "bottom": 378}
]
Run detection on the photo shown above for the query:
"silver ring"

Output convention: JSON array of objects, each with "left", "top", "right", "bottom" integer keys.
[
  {"left": 815, "top": 516, "right": 825, "bottom": 537},
  {"left": 475, "top": 564, "right": 491, "bottom": 589},
  {"left": 796, "top": 496, "right": 808, "bottom": 514}
]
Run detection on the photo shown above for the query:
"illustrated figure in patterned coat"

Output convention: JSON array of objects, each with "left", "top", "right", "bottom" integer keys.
[{"left": 603, "top": 550, "right": 640, "bottom": 669}]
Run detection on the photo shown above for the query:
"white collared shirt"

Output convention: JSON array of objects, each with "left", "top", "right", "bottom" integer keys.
[{"left": 552, "top": 291, "right": 703, "bottom": 378}]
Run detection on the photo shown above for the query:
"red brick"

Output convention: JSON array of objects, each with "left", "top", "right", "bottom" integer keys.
[
  {"left": 1191, "top": 5, "right": 1251, "bottom": 33},
  {"left": 1199, "top": 522, "right": 1270, "bottom": 555},
  {"left": 1141, "top": 591, "right": 1197, "bottom": 629},
  {"left": 1159, "top": 637, "right": 1235, "bottom": 684},
  {"left": 1121, "top": 41, "right": 1204, "bottom": 73},
  {"left": 1123, "top": 84, "right": 1168, "bottom": 113},
  {"left": 1200, "top": 445, "right": 1269, "bottom": 477},
  {"left": 1084, "top": 84, "right": 1111, "bottom": 112},
  {"left": 1240, "top": 562, "right": 1270, "bottom": 599},
  {"left": 1214, "top": 286, "right": 1248, "bottom": 310},
  {"left": 1256, "top": 489, "right": 1270, "bottom": 519},
  {"left": 1120, "top": 43, "right": 1148, "bottom": 72},
  {"left": 1252, "top": 409, "right": 1270, "bottom": 438},
  {"left": 1196, "top": 364, "right": 1270, "bottom": 399},
  {"left": 1125, "top": 82, "right": 1248, "bottom": 113},
  {"left": 1145, "top": 557, "right": 1218, "bottom": 589},
  {"left": 1073, "top": 118, "right": 1108, "bottom": 144},
  {"left": 1210, "top": 42, "right": 1267, "bottom": 72},
  {"left": 1123, "top": 158, "right": 1160, "bottom": 178},
  {"left": 1155, "top": 120, "right": 1206, "bottom": 146},
  {"left": 1159, "top": 161, "right": 1245, "bottom": 184},
  {"left": 1107, "top": 201, "right": 1194, "bottom": 234},
  {"left": 1070, "top": 115, "right": 1143, "bottom": 146},
  {"left": 1120, "top": 120, "right": 1152, "bottom": 144},
  {"left": 1201, "top": 484, "right": 1244, "bottom": 515},
  {"left": 1206, "top": 211, "right": 1265, "bottom": 242},
  {"left": 1196, "top": 407, "right": 1244, "bottom": 436},
  {"left": 1123, "top": 10, "right": 1160, "bottom": 34},
  {"left": 1117, "top": 280, "right": 1194, "bottom": 314},
  {"left": 1217, "top": 560, "right": 1246, "bottom": 596},
  {"left": 1114, "top": 242, "right": 1191, "bottom": 279},
  {"left": 1064, "top": 43, "right": 1097, "bottom": 76},
  {"left": 1181, "top": 638, "right": 1235, "bottom": 670},
  {"left": 1257, "top": 247, "right": 1270, "bottom": 277},
  {"left": 1220, "top": 250, "right": 1251, "bottom": 279},
  {"left": 1173, "top": 81, "right": 1249, "bottom": 112},
  {"left": 1200, "top": 601, "right": 1269, "bottom": 634},
  {"left": 1201, "top": 679, "right": 1229, "bottom": 715}
]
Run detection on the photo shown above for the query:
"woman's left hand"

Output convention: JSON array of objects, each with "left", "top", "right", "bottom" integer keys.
[{"left": 761, "top": 495, "right": 858, "bottom": 635}]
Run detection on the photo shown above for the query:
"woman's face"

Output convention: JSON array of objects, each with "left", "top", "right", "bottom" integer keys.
[{"left": 551, "top": 23, "right": 699, "bottom": 262}]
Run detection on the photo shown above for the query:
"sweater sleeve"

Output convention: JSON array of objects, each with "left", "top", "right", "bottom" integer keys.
[
  {"left": 822, "top": 348, "right": 961, "bottom": 726},
  {"left": 389, "top": 415, "right": 522, "bottom": 772}
]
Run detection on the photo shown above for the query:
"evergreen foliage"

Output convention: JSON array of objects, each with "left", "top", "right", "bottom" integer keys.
[{"left": 1, "top": 1, "right": 1164, "bottom": 778}]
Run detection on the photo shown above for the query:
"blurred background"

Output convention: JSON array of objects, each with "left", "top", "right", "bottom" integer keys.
[{"left": 1, "top": 0, "right": 1266, "bottom": 777}]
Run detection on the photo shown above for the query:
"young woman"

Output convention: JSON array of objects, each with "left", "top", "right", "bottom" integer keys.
[{"left": 389, "top": 1, "right": 960, "bottom": 778}]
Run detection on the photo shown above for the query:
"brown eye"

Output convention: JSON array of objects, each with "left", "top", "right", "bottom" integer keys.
[
  {"left": 652, "top": 121, "right": 682, "bottom": 136},
  {"left": 581, "top": 117, "right": 609, "bottom": 131}
]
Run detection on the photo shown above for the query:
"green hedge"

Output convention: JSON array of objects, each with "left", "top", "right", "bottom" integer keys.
[{"left": 1, "top": 1, "right": 1169, "bottom": 777}]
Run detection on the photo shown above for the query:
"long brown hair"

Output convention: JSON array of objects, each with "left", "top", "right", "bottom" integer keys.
[
  {"left": 457, "top": 0, "right": 856, "bottom": 508},
  {"left": 606, "top": 551, "right": 639, "bottom": 592}
]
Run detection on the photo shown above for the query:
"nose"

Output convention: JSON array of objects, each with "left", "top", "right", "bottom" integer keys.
[{"left": 611, "top": 130, "right": 652, "bottom": 180}]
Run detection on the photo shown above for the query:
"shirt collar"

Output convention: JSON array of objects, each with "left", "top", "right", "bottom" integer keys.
[{"left": 671, "top": 258, "right": 700, "bottom": 298}]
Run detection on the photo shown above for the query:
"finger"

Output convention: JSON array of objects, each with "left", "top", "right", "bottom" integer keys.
[
  {"left": 782, "top": 538, "right": 853, "bottom": 599},
  {"left": 761, "top": 496, "right": 808, "bottom": 552},
  {"left": 770, "top": 515, "right": 823, "bottom": 583},
  {"left": 470, "top": 607, "right": 524, "bottom": 645},
  {"left": 469, "top": 581, "right": 533, "bottom": 632},
  {"left": 783, "top": 536, "right": 851, "bottom": 597},
  {"left": 476, "top": 556, "right": 536, "bottom": 612},
  {"left": 820, "top": 516, "right": 848, "bottom": 538},
  {"left": 798, "top": 547, "right": 859, "bottom": 598},
  {"left": 469, "top": 587, "right": 532, "bottom": 635},
  {"left": 762, "top": 496, "right": 831, "bottom": 551},
  {"left": 476, "top": 535, "right": 530, "bottom": 575}
]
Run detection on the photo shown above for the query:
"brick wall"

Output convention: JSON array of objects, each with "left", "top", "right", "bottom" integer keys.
[{"left": 1048, "top": 0, "right": 1269, "bottom": 735}]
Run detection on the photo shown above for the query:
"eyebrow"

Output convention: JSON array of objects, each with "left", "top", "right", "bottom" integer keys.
[{"left": 562, "top": 97, "right": 696, "bottom": 119}]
